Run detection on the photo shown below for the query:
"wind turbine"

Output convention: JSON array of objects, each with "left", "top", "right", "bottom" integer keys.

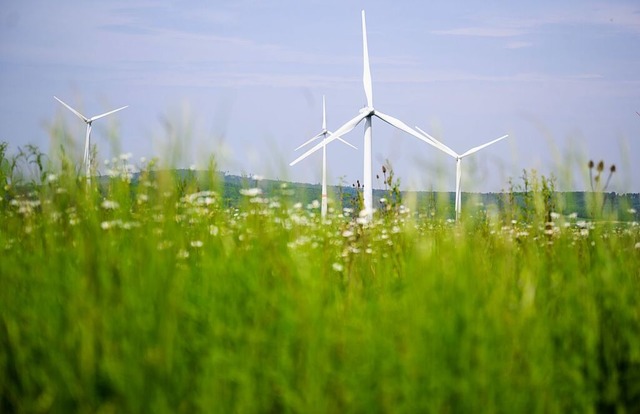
[
  {"left": 54, "top": 96, "right": 128, "bottom": 180},
  {"left": 294, "top": 96, "right": 357, "bottom": 217},
  {"left": 415, "top": 126, "right": 508, "bottom": 220},
  {"left": 289, "top": 10, "right": 441, "bottom": 220}
]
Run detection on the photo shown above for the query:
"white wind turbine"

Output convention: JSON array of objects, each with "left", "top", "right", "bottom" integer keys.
[
  {"left": 294, "top": 96, "right": 357, "bottom": 217},
  {"left": 290, "top": 10, "right": 440, "bottom": 219},
  {"left": 415, "top": 126, "right": 508, "bottom": 220},
  {"left": 54, "top": 96, "right": 128, "bottom": 180}
]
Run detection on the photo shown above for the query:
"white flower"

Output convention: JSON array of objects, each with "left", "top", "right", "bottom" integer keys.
[
  {"left": 209, "top": 225, "right": 219, "bottom": 236},
  {"left": 119, "top": 152, "right": 132, "bottom": 161},
  {"left": 101, "top": 199, "right": 119, "bottom": 210},
  {"left": 580, "top": 229, "right": 589, "bottom": 237},
  {"left": 635, "top": 242, "right": 640, "bottom": 250},
  {"left": 240, "top": 188, "right": 262, "bottom": 197},
  {"left": 177, "top": 249, "right": 189, "bottom": 259},
  {"left": 332, "top": 262, "right": 344, "bottom": 272},
  {"left": 101, "top": 221, "right": 111, "bottom": 230},
  {"left": 568, "top": 212, "right": 578, "bottom": 219},
  {"left": 342, "top": 230, "right": 354, "bottom": 238},
  {"left": 550, "top": 212, "right": 560, "bottom": 220},
  {"left": 190, "top": 240, "right": 203, "bottom": 248},
  {"left": 379, "top": 198, "right": 387, "bottom": 204},
  {"left": 46, "top": 174, "right": 58, "bottom": 183},
  {"left": 629, "top": 208, "right": 637, "bottom": 214}
]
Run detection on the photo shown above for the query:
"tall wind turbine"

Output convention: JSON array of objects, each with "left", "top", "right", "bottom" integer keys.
[
  {"left": 54, "top": 96, "right": 128, "bottom": 180},
  {"left": 290, "top": 10, "right": 441, "bottom": 219},
  {"left": 416, "top": 127, "right": 508, "bottom": 220},
  {"left": 294, "top": 96, "right": 357, "bottom": 217}
]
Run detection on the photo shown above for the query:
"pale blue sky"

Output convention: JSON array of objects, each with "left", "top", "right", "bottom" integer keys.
[{"left": 1, "top": 0, "right": 639, "bottom": 192}]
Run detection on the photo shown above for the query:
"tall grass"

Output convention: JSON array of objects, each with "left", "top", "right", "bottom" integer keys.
[{"left": 0, "top": 142, "right": 639, "bottom": 413}]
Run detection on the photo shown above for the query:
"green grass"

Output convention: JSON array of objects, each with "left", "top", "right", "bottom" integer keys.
[{"left": 1, "top": 147, "right": 640, "bottom": 413}]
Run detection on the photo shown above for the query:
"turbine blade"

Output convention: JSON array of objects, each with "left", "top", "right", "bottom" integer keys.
[
  {"left": 54, "top": 96, "right": 88, "bottom": 123},
  {"left": 460, "top": 134, "right": 509, "bottom": 158},
  {"left": 294, "top": 132, "right": 325, "bottom": 151},
  {"left": 337, "top": 137, "right": 357, "bottom": 149},
  {"left": 89, "top": 105, "right": 128, "bottom": 122},
  {"left": 322, "top": 95, "right": 327, "bottom": 131},
  {"left": 375, "top": 110, "right": 456, "bottom": 156},
  {"left": 415, "top": 126, "right": 459, "bottom": 158},
  {"left": 290, "top": 112, "right": 367, "bottom": 166},
  {"left": 361, "top": 10, "right": 373, "bottom": 108}
]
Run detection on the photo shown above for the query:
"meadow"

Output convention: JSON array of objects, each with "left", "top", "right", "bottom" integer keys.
[{"left": 1, "top": 143, "right": 639, "bottom": 413}]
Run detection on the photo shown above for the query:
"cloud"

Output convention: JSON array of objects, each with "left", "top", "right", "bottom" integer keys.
[
  {"left": 431, "top": 27, "right": 525, "bottom": 38},
  {"left": 505, "top": 41, "right": 533, "bottom": 49}
]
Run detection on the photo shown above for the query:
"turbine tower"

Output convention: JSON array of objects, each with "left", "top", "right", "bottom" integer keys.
[
  {"left": 54, "top": 96, "right": 128, "bottom": 181},
  {"left": 294, "top": 96, "right": 357, "bottom": 217},
  {"left": 290, "top": 10, "right": 442, "bottom": 220},
  {"left": 416, "top": 127, "right": 508, "bottom": 220}
]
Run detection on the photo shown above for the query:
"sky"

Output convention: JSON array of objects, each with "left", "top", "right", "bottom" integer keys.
[{"left": 1, "top": 0, "right": 639, "bottom": 193}]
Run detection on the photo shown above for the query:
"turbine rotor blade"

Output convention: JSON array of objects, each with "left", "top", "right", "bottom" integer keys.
[
  {"left": 294, "top": 132, "right": 325, "bottom": 151},
  {"left": 374, "top": 111, "right": 456, "bottom": 156},
  {"left": 415, "top": 126, "right": 458, "bottom": 157},
  {"left": 326, "top": 130, "right": 358, "bottom": 149},
  {"left": 337, "top": 137, "right": 357, "bottom": 149},
  {"left": 322, "top": 95, "right": 327, "bottom": 131},
  {"left": 290, "top": 112, "right": 367, "bottom": 166},
  {"left": 89, "top": 105, "right": 128, "bottom": 122},
  {"left": 54, "top": 96, "right": 89, "bottom": 123},
  {"left": 361, "top": 10, "right": 373, "bottom": 108},
  {"left": 460, "top": 134, "right": 509, "bottom": 158}
]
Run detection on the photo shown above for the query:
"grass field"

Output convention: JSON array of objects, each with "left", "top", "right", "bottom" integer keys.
[{"left": 1, "top": 144, "right": 640, "bottom": 413}]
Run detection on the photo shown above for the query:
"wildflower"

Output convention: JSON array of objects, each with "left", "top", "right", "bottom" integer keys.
[
  {"left": 101, "top": 221, "right": 111, "bottom": 230},
  {"left": 309, "top": 200, "right": 320, "bottom": 209},
  {"left": 119, "top": 152, "right": 133, "bottom": 161},
  {"left": 635, "top": 242, "right": 640, "bottom": 250},
  {"left": 550, "top": 212, "right": 560, "bottom": 220},
  {"left": 568, "top": 212, "right": 578, "bottom": 219},
  {"left": 46, "top": 173, "right": 58, "bottom": 183},
  {"left": 580, "top": 229, "right": 589, "bottom": 237},
  {"left": 628, "top": 208, "right": 637, "bottom": 214},
  {"left": 332, "top": 262, "right": 344, "bottom": 272},
  {"left": 209, "top": 225, "right": 219, "bottom": 236},
  {"left": 190, "top": 240, "right": 203, "bottom": 248},
  {"left": 177, "top": 249, "right": 189, "bottom": 259},
  {"left": 342, "top": 230, "right": 354, "bottom": 238},
  {"left": 101, "top": 199, "right": 120, "bottom": 210},
  {"left": 240, "top": 188, "right": 262, "bottom": 197}
]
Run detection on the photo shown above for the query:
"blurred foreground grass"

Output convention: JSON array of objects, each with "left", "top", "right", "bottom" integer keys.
[{"left": 0, "top": 143, "right": 639, "bottom": 413}]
